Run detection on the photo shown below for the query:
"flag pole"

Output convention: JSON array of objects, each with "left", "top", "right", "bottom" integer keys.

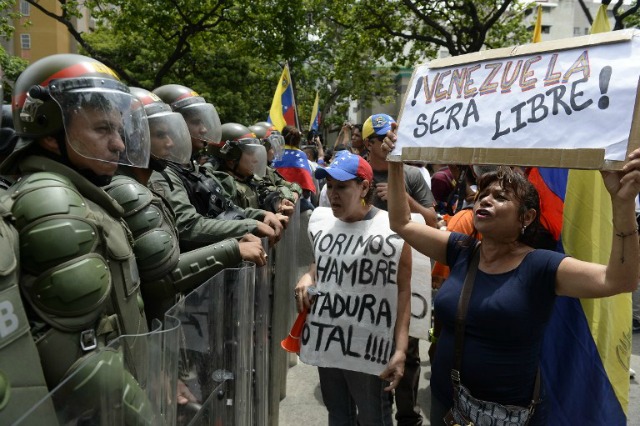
[{"left": 287, "top": 62, "right": 301, "bottom": 131}]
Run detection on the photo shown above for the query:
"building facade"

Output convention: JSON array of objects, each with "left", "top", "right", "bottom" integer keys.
[{"left": 1, "top": 0, "right": 93, "bottom": 63}]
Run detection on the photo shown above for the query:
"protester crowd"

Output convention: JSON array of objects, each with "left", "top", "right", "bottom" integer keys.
[{"left": 0, "top": 53, "right": 639, "bottom": 425}]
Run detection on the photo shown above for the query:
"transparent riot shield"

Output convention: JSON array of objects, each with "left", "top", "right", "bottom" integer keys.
[
  {"left": 253, "top": 238, "right": 271, "bottom": 426},
  {"left": 15, "top": 317, "right": 181, "bottom": 426},
  {"left": 165, "top": 262, "right": 256, "bottom": 426},
  {"left": 269, "top": 201, "right": 300, "bottom": 424}
]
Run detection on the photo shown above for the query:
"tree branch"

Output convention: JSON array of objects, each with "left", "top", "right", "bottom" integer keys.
[
  {"left": 613, "top": 0, "right": 640, "bottom": 30},
  {"left": 576, "top": 0, "right": 594, "bottom": 25},
  {"left": 402, "top": 0, "right": 456, "bottom": 51},
  {"left": 26, "top": 0, "right": 141, "bottom": 86}
]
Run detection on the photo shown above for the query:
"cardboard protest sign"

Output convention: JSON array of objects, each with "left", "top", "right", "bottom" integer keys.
[
  {"left": 393, "top": 29, "right": 640, "bottom": 170},
  {"left": 409, "top": 214, "right": 431, "bottom": 341}
]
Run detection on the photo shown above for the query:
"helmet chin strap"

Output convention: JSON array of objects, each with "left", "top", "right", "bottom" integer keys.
[
  {"left": 148, "top": 156, "right": 168, "bottom": 172},
  {"left": 229, "top": 158, "right": 251, "bottom": 181},
  {"left": 54, "top": 136, "right": 114, "bottom": 186}
]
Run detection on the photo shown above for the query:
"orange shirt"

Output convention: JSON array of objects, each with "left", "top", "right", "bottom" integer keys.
[{"left": 432, "top": 209, "right": 480, "bottom": 287}]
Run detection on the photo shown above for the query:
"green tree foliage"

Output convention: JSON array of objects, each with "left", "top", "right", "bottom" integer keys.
[
  {"left": 0, "top": 48, "right": 28, "bottom": 101},
  {"left": 16, "top": 0, "right": 529, "bottom": 128}
]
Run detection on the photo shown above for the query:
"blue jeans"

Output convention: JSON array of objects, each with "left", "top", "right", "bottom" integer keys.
[{"left": 318, "top": 367, "right": 393, "bottom": 426}]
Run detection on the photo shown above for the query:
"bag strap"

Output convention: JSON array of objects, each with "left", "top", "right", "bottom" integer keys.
[
  {"left": 451, "top": 242, "right": 541, "bottom": 406},
  {"left": 453, "top": 242, "right": 480, "bottom": 374}
]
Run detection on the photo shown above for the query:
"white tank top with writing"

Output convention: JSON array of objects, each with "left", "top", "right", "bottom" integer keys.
[{"left": 300, "top": 207, "right": 404, "bottom": 375}]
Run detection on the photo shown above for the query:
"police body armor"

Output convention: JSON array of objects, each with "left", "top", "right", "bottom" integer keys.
[
  {"left": 0, "top": 194, "right": 56, "bottom": 424},
  {"left": 209, "top": 165, "right": 282, "bottom": 213},
  {"left": 104, "top": 174, "right": 242, "bottom": 322},
  {"left": 161, "top": 162, "right": 246, "bottom": 221},
  {"left": 265, "top": 166, "right": 300, "bottom": 202},
  {"left": 5, "top": 156, "right": 148, "bottom": 389}
]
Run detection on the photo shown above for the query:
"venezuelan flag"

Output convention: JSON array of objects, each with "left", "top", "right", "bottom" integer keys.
[
  {"left": 529, "top": 6, "right": 631, "bottom": 423},
  {"left": 268, "top": 64, "right": 298, "bottom": 132},
  {"left": 534, "top": 169, "right": 630, "bottom": 424},
  {"left": 532, "top": 4, "right": 543, "bottom": 44},
  {"left": 271, "top": 147, "right": 316, "bottom": 193}
]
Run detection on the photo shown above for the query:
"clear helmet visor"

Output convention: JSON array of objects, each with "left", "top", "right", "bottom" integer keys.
[
  {"left": 50, "top": 82, "right": 150, "bottom": 168},
  {"left": 148, "top": 111, "right": 191, "bottom": 165},
  {"left": 265, "top": 133, "right": 284, "bottom": 161},
  {"left": 238, "top": 141, "right": 267, "bottom": 178},
  {"left": 180, "top": 103, "right": 222, "bottom": 146}
]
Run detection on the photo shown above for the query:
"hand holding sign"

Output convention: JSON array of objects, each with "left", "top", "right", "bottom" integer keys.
[{"left": 604, "top": 147, "right": 640, "bottom": 202}]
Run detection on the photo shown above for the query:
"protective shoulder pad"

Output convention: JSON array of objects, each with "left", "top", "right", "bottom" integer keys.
[
  {"left": 104, "top": 176, "right": 154, "bottom": 218},
  {"left": 104, "top": 176, "right": 161, "bottom": 235},
  {"left": 10, "top": 172, "right": 101, "bottom": 274},
  {"left": 10, "top": 172, "right": 89, "bottom": 230},
  {"left": 106, "top": 177, "right": 179, "bottom": 280}
]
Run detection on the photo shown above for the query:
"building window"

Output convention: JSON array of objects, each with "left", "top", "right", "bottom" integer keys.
[
  {"left": 584, "top": 27, "right": 590, "bottom": 35},
  {"left": 20, "top": 34, "right": 31, "bottom": 50},
  {"left": 20, "top": 0, "right": 30, "bottom": 16},
  {"left": 574, "top": 27, "right": 581, "bottom": 36},
  {"left": 541, "top": 25, "right": 551, "bottom": 34}
]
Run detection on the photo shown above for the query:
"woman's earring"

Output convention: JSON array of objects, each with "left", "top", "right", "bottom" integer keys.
[
  {"left": 361, "top": 198, "right": 366, "bottom": 207},
  {"left": 521, "top": 225, "right": 527, "bottom": 235}
]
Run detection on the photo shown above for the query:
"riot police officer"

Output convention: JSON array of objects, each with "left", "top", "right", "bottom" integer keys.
[
  {"left": 0, "top": 53, "right": 151, "bottom": 406},
  {"left": 250, "top": 121, "right": 302, "bottom": 203},
  {"left": 208, "top": 122, "right": 295, "bottom": 216},
  {"left": 104, "top": 87, "right": 267, "bottom": 321},
  {"left": 148, "top": 84, "right": 283, "bottom": 250}
]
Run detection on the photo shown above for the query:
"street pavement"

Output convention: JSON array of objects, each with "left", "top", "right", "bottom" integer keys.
[{"left": 280, "top": 335, "right": 640, "bottom": 425}]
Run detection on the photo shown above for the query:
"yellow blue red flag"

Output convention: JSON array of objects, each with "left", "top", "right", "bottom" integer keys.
[
  {"left": 534, "top": 5, "right": 631, "bottom": 424},
  {"left": 268, "top": 64, "right": 298, "bottom": 131}
]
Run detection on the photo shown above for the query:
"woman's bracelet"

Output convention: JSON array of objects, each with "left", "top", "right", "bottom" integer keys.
[
  {"left": 614, "top": 226, "right": 638, "bottom": 264},
  {"left": 615, "top": 227, "right": 638, "bottom": 238}
]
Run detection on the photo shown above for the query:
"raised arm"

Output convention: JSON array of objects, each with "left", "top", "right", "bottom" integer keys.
[
  {"left": 556, "top": 149, "right": 640, "bottom": 298},
  {"left": 384, "top": 136, "right": 450, "bottom": 264}
]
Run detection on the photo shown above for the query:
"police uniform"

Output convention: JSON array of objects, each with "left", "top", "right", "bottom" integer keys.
[
  {"left": 208, "top": 159, "right": 292, "bottom": 213},
  {"left": 105, "top": 172, "right": 243, "bottom": 321},
  {"left": 148, "top": 162, "right": 266, "bottom": 252},
  {"left": 0, "top": 190, "right": 54, "bottom": 424},
  {"left": 2, "top": 154, "right": 148, "bottom": 388}
]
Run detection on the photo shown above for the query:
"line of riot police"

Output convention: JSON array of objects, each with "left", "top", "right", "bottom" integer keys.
[{"left": 0, "top": 54, "right": 302, "bottom": 425}]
